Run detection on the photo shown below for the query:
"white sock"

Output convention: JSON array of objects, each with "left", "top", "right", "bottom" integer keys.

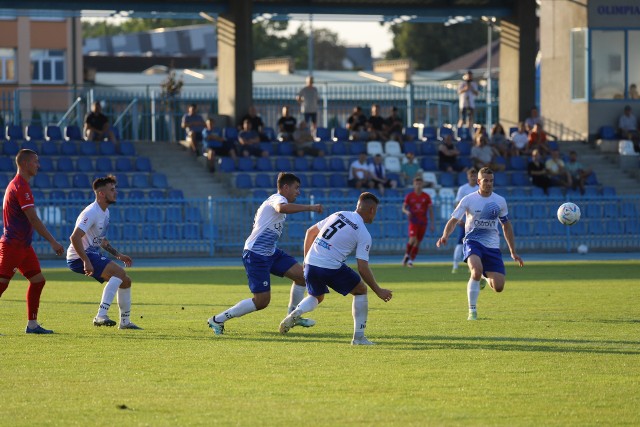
[
  {"left": 352, "top": 294, "right": 368, "bottom": 339},
  {"left": 117, "top": 287, "right": 132, "bottom": 326},
  {"left": 288, "top": 283, "right": 306, "bottom": 314},
  {"left": 294, "top": 295, "right": 319, "bottom": 315},
  {"left": 214, "top": 298, "right": 257, "bottom": 324},
  {"left": 453, "top": 244, "right": 463, "bottom": 269},
  {"left": 97, "top": 277, "right": 122, "bottom": 317},
  {"left": 467, "top": 278, "right": 480, "bottom": 311}
]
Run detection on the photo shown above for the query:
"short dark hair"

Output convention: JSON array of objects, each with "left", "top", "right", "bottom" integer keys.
[
  {"left": 358, "top": 191, "right": 379, "bottom": 205},
  {"left": 93, "top": 175, "right": 117, "bottom": 191},
  {"left": 16, "top": 149, "right": 37, "bottom": 167},
  {"left": 478, "top": 167, "right": 494, "bottom": 177},
  {"left": 277, "top": 172, "right": 300, "bottom": 189},
  {"left": 466, "top": 167, "right": 478, "bottom": 175}
]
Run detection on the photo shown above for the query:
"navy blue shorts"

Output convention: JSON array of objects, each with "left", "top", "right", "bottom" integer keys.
[
  {"left": 463, "top": 240, "right": 505, "bottom": 275},
  {"left": 304, "top": 263, "right": 361, "bottom": 297},
  {"left": 67, "top": 252, "right": 112, "bottom": 283},
  {"left": 242, "top": 249, "right": 298, "bottom": 294}
]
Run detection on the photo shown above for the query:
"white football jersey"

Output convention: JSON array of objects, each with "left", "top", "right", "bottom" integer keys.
[
  {"left": 244, "top": 193, "right": 288, "bottom": 256},
  {"left": 305, "top": 211, "right": 372, "bottom": 269},
  {"left": 451, "top": 191, "right": 508, "bottom": 249},
  {"left": 455, "top": 183, "right": 478, "bottom": 203},
  {"left": 66, "top": 201, "right": 109, "bottom": 260}
]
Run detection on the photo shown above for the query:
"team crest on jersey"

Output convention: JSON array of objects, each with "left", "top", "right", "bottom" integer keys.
[
  {"left": 82, "top": 216, "right": 89, "bottom": 224},
  {"left": 24, "top": 193, "right": 31, "bottom": 201}
]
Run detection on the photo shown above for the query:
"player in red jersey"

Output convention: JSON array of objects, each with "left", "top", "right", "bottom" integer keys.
[
  {"left": 401, "top": 176, "right": 435, "bottom": 267},
  {"left": 0, "top": 149, "right": 64, "bottom": 334}
]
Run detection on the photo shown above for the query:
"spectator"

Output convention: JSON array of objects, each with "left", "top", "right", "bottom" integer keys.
[
  {"left": 471, "top": 134, "right": 505, "bottom": 171},
  {"left": 348, "top": 152, "right": 373, "bottom": 189},
  {"left": 400, "top": 152, "right": 422, "bottom": 187},
  {"left": 238, "top": 119, "right": 268, "bottom": 158},
  {"left": 525, "top": 106, "right": 543, "bottom": 132},
  {"left": 438, "top": 134, "right": 462, "bottom": 172},
  {"left": 474, "top": 124, "right": 488, "bottom": 139},
  {"left": 565, "top": 150, "right": 593, "bottom": 195},
  {"left": 181, "top": 104, "right": 206, "bottom": 156},
  {"left": 203, "top": 118, "right": 237, "bottom": 172},
  {"left": 346, "top": 106, "right": 368, "bottom": 141},
  {"left": 545, "top": 149, "right": 572, "bottom": 190},
  {"left": 527, "top": 148, "right": 552, "bottom": 195},
  {"left": 489, "top": 123, "right": 509, "bottom": 159},
  {"left": 510, "top": 121, "right": 529, "bottom": 156},
  {"left": 369, "top": 154, "right": 397, "bottom": 196},
  {"left": 618, "top": 105, "right": 639, "bottom": 152},
  {"left": 241, "top": 105, "right": 267, "bottom": 141},
  {"left": 457, "top": 70, "right": 479, "bottom": 129},
  {"left": 385, "top": 106, "right": 404, "bottom": 141},
  {"left": 276, "top": 106, "right": 297, "bottom": 142},
  {"left": 293, "top": 121, "right": 324, "bottom": 157},
  {"left": 84, "top": 101, "right": 117, "bottom": 144},
  {"left": 630, "top": 83, "right": 639, "bottom": 100},
  {"left": 528, "top": 122, "right": 550, "bottom": 156},
  {"left": 296, "top": 76, "right": 319, "bottom": 130},
  {"left": 366, "top": 104, "right": 387, "bottom": 141}
]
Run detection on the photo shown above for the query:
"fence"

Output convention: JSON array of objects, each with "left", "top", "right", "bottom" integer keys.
[{"left": 23, "top": 194, "right": 640, "bottom": 259}]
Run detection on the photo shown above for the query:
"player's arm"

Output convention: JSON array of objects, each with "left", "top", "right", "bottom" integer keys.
[
  {"left": 436, "top": 217, "right": 461, "bottom": 247},
  {"left": 23, "top": 207, "right": 64, "bottom": 255},
  {"left": 303, "top": 224, "right": 320, "bottom": 259},
  {"left": 70, "top": 227, "right": 94, "bottom": 276},
  {"left": 276, "top": 202, "right": 323, "bottom": 215},
  {"left": 501, "top": 220, "right": 524, "bottom": 267},
  {"left": 428, "top": 204, "right": 435, "bottom": 232},
  {"left": 356, "top": 258, "right": 392, "bottom": 302},
  {"left": 100, "top": 238, "right": 132, "bottom": 267},
  {"left": 402, "top": 202, "right": 410, "bottom": 216}
]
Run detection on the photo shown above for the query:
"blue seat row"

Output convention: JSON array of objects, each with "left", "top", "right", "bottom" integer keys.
[
  {"left": 1, "top": 139, "right": 136, "bottom": 156},
  {"left": 0, "top": 172, "right": 169, "bottom": 190}
]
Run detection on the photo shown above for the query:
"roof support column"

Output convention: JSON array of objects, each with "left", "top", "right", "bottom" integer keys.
[{"left": 217, "top": 0, "right": 252, "bottom": 125}]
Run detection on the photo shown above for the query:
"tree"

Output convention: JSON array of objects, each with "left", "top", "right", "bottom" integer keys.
[{"left": 386, "top": 22, "right": 494, "bottom": 70}]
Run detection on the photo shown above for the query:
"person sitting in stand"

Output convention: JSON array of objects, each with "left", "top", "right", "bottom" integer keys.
[
  {"left": 618, "top": 105, "right": 639, "bottom": 152},
  {"left": 366, "top": 104, "right": 388, "bottom": 141},
  {"left": 510, "top": 121, "right": 530, "bottom": 156},
  {"left": 84, "top": 101, "right": 117, "bottom": 143},
  {"left": 241, "top": 105, "right": 268, "bottom": 142},
  {"left": 346, "top": 106, "right": 368, "bottom": 141},
  {"left": 293, "top": 121, "right": 324, "bottom": 157},
  {"left": 181, "top": 104, "right": 206, "bottom": 156},
  {"left": 525, "top": 106, "right": 543, "bottom": 133},
  {"left": 528, "top": 122, "right": 550, "bottom": 156},
  {"left": 349, "top": 152, "right": 374, "bottom": 189},
  {"left": 238, "top": 119, "right": 268, "bottom": 158},
  {"left": 527, "top": 148, "right": 553, "bottom": 195},
  {"left": 369, "top": 154, "right": 397, "bottom": 196},
  {"left": 385, "top": 106, "right": 404, "bottom": 141},
  {"left": 202, "top": 118, "right": 237, "bottom": 172},
  {"left": 489, "top": 123, "right": 510, "bottom": 159},
  {"left": 565, "top": 150, "right": 593, "bottom": 195},
  {"left": 438, "top": 134, "right": 463, "bottom": 172},
  {"left": 471, "top": 134, "right": 505, "bottom": 171},
  {"left": 276, "top": 106, "right": 297, "bottom": 142},
  {"left": 545, "top": 149, "right": 572, "bottom": 191}
]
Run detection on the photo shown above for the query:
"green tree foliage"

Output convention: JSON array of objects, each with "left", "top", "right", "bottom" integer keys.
[
  {"left": 82, "top": 19, "right": 202, "bottom": 39},
  {"left": 386, "top": 22, "right": 495, "bottom": 70}
]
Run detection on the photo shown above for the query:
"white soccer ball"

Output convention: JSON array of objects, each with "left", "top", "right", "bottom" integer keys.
[
  {"left": 577, "top": 244, "right": 589, "bottom": 254},
  {"left": 557, "top": 202, "right": 581, "bottom": 226}
]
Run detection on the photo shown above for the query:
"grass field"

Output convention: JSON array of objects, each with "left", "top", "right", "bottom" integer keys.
[{"left": 1, "top": 260, "right": 639, "bottom": 426}]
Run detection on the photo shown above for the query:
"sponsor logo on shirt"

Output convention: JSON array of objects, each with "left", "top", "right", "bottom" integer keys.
[
  {"left": 474, "top": 219, "right": 496, "bottom": 228},
  {"left": 314, "top": 237, "right": 332, "bottom": 250}
]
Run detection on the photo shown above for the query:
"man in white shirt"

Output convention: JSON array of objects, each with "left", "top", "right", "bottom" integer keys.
[
  {"left": 437, "top": 167, "right": 523, "bottom": 320},
  {"left": 451, "top": 168, "right": 478, "bottom": 273},
  {"left": 207, "top": 172, "right": 323, "bottom": 335},
  {"left": 457, "top": 70, "right": 479, "bottom": 129},
  {"left": 349, "top": 152, "right": 374, "bottom": 189},
  {"left": 279, "top": 192, "right": 393, "bottom": 345},
  {"left": 67, "top": 175, "right": 140, "bottom": 329}
]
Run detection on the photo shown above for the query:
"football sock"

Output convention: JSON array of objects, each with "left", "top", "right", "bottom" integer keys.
[
  {"left": 410, "top": 244, "right": 419, "bottom": 261},
  {"left": 467, "top": 278, "right": 480, "bottom": 311},
  {"left": 405, "top": 243, "right": 412, "bottom": 257},
  {"left": 26, "top": 280, "right": 45, "bottom": 321},
  {"left": 295, "top": 295, "right": 319, "bottom": 315},
  {"left": 117, "top": 287, "right": 132, "bottom": 326},
  {"left": 214, "top": 298, "right": 257, "bottom": 323},
  {"left": 98, "top": 277, "right": 122, "bottom": 317},
  {"left": 453, "top": 244, "right": 463, "bottom": 269},
  {"left": 288, "top": 283, "right": 306, "bottom": 314},
  {"left": 352, "top": 294, "right": 368, "bottom": 339}
]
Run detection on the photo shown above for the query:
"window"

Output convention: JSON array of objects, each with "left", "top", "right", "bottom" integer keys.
[
  {"left": 590, "top": 30, "right": 625, "bottom": 100},
  {"left": 570, "top": 29, "right": 587, "bottom": 100},
  {"left": 0, "top": 48, "right": 16, "bottom": 82},
  {"left": 628, "top": 31, "right": 640, "bottom": 100},
  {"left": 31, "top": 49, "right": 65, "bottom": 83}
]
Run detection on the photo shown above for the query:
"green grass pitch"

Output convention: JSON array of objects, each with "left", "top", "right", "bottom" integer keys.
[{"left": 1, "top": 261, "right": 639, "bottom": 426}]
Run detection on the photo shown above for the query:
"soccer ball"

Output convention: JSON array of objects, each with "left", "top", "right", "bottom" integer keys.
[
  {"left": 577, "top": 244, "right": 589, "bottom": 254},
  {"left": 557, "top": 202, "right": 581, "bottom": 226}
]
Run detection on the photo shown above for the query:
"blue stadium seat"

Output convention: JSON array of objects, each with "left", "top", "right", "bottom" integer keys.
[
  {"left": 183, "top": 224, "right": 201, "bottom": 240},
  {"left": 151, "top": 173, "right": 168, "bottom": 188},
  {"left": 64, "top": 125, "right": 83, "bottom": 141},
  {"left": 308, "top": 189, "right": 326, "bottom": 201},
  {"left": 259, "top": 142, "right": 274, "bottom": 156},
  {"left": 439, "top": 126, "right": 454, "bottom": 139},
  {"left": 349, "top": 141, "right": 366, "bottom": 155},
  {"left": 237, "top": 157, "right": 254, "bottom": 172},
  {"left": 125, "top": 207, "right": 144, "bottom": 223},
  {"left": 20, "top": 140, "right": 38, "bottom": 152},
  {"left": 329, "top": 174, "right": 348, "bottom": 188},
  {"left": 60, "top": 141, "right": 78, "bottom": 155},
  {"left": 384, "top": 222, "right": 403, "bottom": 238},
  {"left": 293, "top": 157, "right": 310, "bottom": 171},
  {"left": 218, "top": 157, "right": 235, "bottom": 173},
  {"left": 420, "top": 142, "right": 437, "bottom": 156},
  {"left": 588, "top": 220, "right": 605, "bottom": 235},
  {"left": 6, "top": 125, "right": 24, "bottom": 141},
  {"left": 165, "top": 207, "right": 182, "bottom": 223},
  {"left": 297, "top": 174, "right": 309, "bottom": 188},
  {"left": 315, "top": 127, "right": 331, "bottom": 142},
  {"left": 185, "top": 206, "right": 202, "bottom": 223},
  {"left": 223, "top": 127, "right": 238, "bottom": 142},
  {"left": 48, "top": 190, "right": 66, "bottom": 201},
  {"left": 263, "top": 127, "right": 276, "bottom": 142},
  {"left": 74, "top": 157, "right": 92, "bottom": 173},
  {"left": 274, "top": 157, "right": 292, "bottom": 171},
  {"left": 278, "top": 142, "right": 294, "bottom": 156},
  {"left": 79, "top": 141, "right": 98, "bottom": 156},
  {"left": 403, "top": 127, "right": 419, "bottom": 142},
  {"left": 606, "top": 220, "right": 623, "bottom": 235},
  {"left": 530, "top": 187, "right": 546, "bottom": 198},
  {"left": 53, "top": 173, "right": 70, "bottom": 189},
  {"left": 67, "top": 190, "right": 86, "bottom": 200},
  {"left": 45, "top": 125, "right": 63, "bottom": 142},
  {"left": 122, "top": 224, "right": 140, "bottom": 240},
  {"left": 439, "top": 172, "right": 456, "bottom": 188},
  {"left": 569, "top": 220, "right": 586, "bottom": 235},
  {"left": 255, "top": 157, "right": 273, "bottom": 172},
  {"left": 287, "top": 223, "right": 306, "bottom": 240},
  {"left": 493, "top": 172, "right": 509, "bottom": 187},
  {"left": 118, "top": 141, "right": 136, "bottom": 156},
  {"left": 312, "top": 141, "right": 328, "bottom": 154},
  {"left": 585, "top": 172, "right": 598, "bottom": 186},
  {"left": 583, "top": 187, "right": 600, "bottom": 198},
  {"left": 162, "top": 224, "right": 182, "bottom": 239},
  {"left": 3, "top": 140, "right": 20, "bottom": 155},
  {"left": 127, "top": 190, "right": 145, "bottom": 200},
  {"left": 583, "top": 204, "right": 602, "bottom": 218},
  {"left": 73, "top": 173, "right": 91, "bottom": 189},
  {"left": 456, "top": 127, "right": 471, "bottom": 141},
  {"left": 311, "top": 174, "right": 328, "bottom": 188},
  {"left": 329, "top": 157, "right": 346, "bottom": 172},
  {"left": 57, "top": 157, "right": 74, "bottom": 172},
  {"left": 599, "top": 126, "right": 615, "bottom": 139},
  {"left": 511, "top": 204, "right": 532, "bottom": 219},
  {"left": 514, "top": 221, "right": 531, "bottom": 236},
  {"left": 621, "top": 202, "right": 637, "bottom": 218},
  {"left": 99, "top": 141, "right": 116, "bottom": 155},
  {"left": 625, "top": 219, "right": 640, "bottom": 234},
  {"left": 602, "top": 186, "right": 616, "bottom": 197},
  {"left": 0, "top": 157, "right": 14, "bottom": 172},
  {"left": 146, "top": 190, "right": 164, "bottom": 199},
  {"left": 509, "top": 156, "right": 528, "bottom": 171},
  {"left": 96, "top": 158, "right": 113, "bottom": 172},
  {"left": 115, "top": 173, "right": 130, "bottom": 188},
  {"left": 457, "top": 141, "right": 472, "bottom": 156},
  {"left": 548, "top": 187, "right": 564, "bottom": 198},
  {"left": 255, "top": 173, "right": 273, "bottom": 188},
  {"left": 332, "top": 127, "right": 349, "bottom": 142},
  {"left": 330, "top": 141, "right": 347, "bottom": 155},
  {"left": 252, "top": 189, "right": 270, "bottom": 199},
  {"left": 115, "top": 157, "right": 133, "bottom": 172},
  {"left": 40, "top": 141, "right": 58, "bottom": 156},
  {"left": 235, "top": 173, "right": 252, "bottom": 189},
  {"left": 26, "top": 125, "right": 44, "bottom": 141},
  {"left": 510, "top": 171, "right": 530, "bottom": 187},
  {"left": 167, "top": 189, "right": 184, "bottom": 199},
  {"left": 142, "top": 224, "right": 159, "bottom": 240},
  {"left": 531, "top": 204, "right": 548, "bottom": 219},
  {"left": 134, "top": 156, "right": 152, "bottom": 172},
  {"left": 311, "top": 157, "right": 328, "bottom": 171},
  {"left": 603, "top": 203, "right": 620, "bottom": 218},
  {"left": 38, "top": 157, "right": 54, "bottom": 172},
  {"left": 422, "top": 126, "right": 437, "bottom": 141},
  {"left": 131, "top": 174, "right": 149, "bottom": 188},
  {"left": 403, "top": 141, "right": 418, "bottom": 154},
  {"left": 533, "top": 221, "right": 550, "bottom": 236},
  {"left": 421, "top": 157, "right": 437, "bottom": 171}
]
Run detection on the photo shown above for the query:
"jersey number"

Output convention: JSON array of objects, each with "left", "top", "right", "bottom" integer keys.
[{"left": 322, "top": 219, "right": 346, "bottom": 240}]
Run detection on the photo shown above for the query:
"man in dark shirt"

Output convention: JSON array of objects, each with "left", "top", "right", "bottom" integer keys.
[
  {"left": 346, "top": 106, "right": 368, "bottom": 140},
  {"left": 241, "top": 105, "right": 268, "bottom": 141},
  {"left": 277, "top": 106, "right": 297, "bottom": 141},
  {"left": 84, "top": 101, "right": 116, "bottom": 143},
  {"left": 367, "top": 104, "right": 387, "bottom": 141}
]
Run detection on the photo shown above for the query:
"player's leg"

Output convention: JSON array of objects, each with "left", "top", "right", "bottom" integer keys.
[
  {"left": 18, "top": 247, "right": 53, "bottom": 334},
  {"left": 279, "top": 264, "right": 327, "bottom": 334},
  {"left": 350, "top": 282, "right": 374, "bottom": 345},
  {"left": 463, "top": 241, "right": 485, "bottom": 320},
  {"left": 452, "top": 225, "right": 465, "bottom": 273},
  {"left": 482, "top": 248, "right": 507, "bottom": 293},
  {"left": 403, "top": 224, "right": 418, "bottom": 266},
  {"left": 100, "top": 262, "right": 141, "bottom": 330},
  {"left": 409, "top": 225, "right": 426, "bottom": 264},
  {"left": 277, "top": 251, "right": 315, "bottom": 327}
]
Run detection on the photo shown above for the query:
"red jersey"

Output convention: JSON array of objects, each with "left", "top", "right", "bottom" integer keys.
[
  {"left": 404, "top": 191, "right": 432, "bottom": 226},
  {"left": 1, "top": 174, "right": 35, "bottom": 246}
]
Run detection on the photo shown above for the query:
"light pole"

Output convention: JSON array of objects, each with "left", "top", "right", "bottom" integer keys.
[
  {"left": 482, "top": 16, "right": 498, "bottom": 129},
  {"left": 308, "top": 14, "right": 314, "bottom": 77}
]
